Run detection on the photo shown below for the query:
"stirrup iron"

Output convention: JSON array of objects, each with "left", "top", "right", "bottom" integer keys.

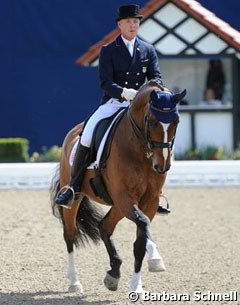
[
  {"left": 56, "top": 185, "right": 75, "bottom": 209},
  {"left": 158, "top": 194, "right": 171, "bottom": 215}
]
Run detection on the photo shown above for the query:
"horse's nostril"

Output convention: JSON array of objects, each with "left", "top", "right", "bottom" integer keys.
[
  {"left": 154, "top": 165, "right": 162, "bottom": 173},
  {"left": 154, "top": 164, "right": 171, "bottom": 174}
]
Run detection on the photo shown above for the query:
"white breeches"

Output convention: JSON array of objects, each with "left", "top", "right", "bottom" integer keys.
[{"left": 80, "top": 98, "right": 129, "bottom": 147}]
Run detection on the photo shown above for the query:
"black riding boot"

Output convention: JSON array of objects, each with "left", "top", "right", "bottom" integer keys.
[{"left": 55, "top": 144, "right": 90, "bottom": 207}]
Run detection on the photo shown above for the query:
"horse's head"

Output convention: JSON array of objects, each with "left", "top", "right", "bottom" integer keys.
[
  {"left": 145, "top": 88, "right": 186, "bottom": 174},
  {"left": 130, "top": 80, "right": 186, "bottom": 174}
]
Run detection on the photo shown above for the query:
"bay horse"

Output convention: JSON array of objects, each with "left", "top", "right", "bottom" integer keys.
[{"left": 50, "top": 80, "right": 186, "bottom": 294}]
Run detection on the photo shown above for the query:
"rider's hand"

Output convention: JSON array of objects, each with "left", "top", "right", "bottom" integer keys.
[{"left": 121, "top": 88, "right": 137, "bottom": 101}]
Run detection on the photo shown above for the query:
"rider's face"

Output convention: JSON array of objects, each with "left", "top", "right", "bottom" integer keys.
[{"left": 118, "top": 18, "right": 140, "bottom": 41}]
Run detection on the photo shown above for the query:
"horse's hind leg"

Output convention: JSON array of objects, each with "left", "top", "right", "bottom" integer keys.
[
  {"left": 98, "top": 206, "right": 123, "bottom": 291},
  {"left": 62, "top": 200, "right": 83, "bottom": 293}
]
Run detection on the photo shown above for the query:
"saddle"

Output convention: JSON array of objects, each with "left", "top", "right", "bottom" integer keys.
[
  {"left": 89, "top": 108, "right": 126, "bottom": 165},
  {"left": 88, "top": 108, "right": 127, "bottom": 204}
]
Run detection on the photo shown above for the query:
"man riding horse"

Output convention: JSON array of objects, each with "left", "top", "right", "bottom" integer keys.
[{"left": 55, "top": 4, "right": 170, "bottom": 214}]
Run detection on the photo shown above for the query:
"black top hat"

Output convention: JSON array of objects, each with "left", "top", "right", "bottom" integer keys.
[{"left": 115, "top": 4, "right": 143, "bottom": 22}]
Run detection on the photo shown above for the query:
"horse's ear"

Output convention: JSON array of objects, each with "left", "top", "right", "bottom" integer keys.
[
  {"left": 150, "top": 90, "right": 158, "bottom": 101},
  {"left": 172, "top": 89, "right": 187, "bottom": 104}
]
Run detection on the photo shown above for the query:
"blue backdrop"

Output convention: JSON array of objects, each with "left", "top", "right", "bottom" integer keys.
[{"left": 0, "top": 0, "right": 239, "bottom": 152}]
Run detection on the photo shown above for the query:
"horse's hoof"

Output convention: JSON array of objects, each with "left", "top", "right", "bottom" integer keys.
[
  {"left": 130, "top": 287, "right": 147, "bottom": 300},
  {"left": 138, "top": 289, "right": 148, "bottom": 300},
  {"left": 104, "top": 273, "right": 120, "bottom": 291},
  {"left": 133, "top": 287, "right": 145, "bottom": 295},
  {"left": 68, "top": 283, "right": 83, "bottom": 293},
  {"left": 148, "top": 258, "right": 166, "bottom": 272}
]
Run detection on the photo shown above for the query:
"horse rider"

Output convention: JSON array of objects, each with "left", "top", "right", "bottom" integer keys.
[{"left": 55, "top": 4, "right": 170, "bottom": 214}]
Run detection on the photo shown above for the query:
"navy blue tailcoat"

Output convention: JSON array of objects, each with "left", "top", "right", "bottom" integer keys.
[{"left": 99, "top": 35, "right": 162, "bottom": 104}]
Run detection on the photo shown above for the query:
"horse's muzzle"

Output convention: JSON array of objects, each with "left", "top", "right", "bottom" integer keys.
[{"left": 154, "top": 164, "right": 171, "bottom": 174}]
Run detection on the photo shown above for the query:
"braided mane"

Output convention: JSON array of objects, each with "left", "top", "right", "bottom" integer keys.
[{"left": 138, "top": 79, "right": 165, "bottom": 93}]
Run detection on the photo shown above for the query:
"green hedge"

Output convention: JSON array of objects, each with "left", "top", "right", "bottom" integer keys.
[
  {"left": 175, "top": 144, "right": 240, "bottom": 160},
  {"left": 30, "top": 145, "right": 62, "bottom": 162},
  {"left": 0, "top": 138, "right": 29, "bottom": 162}
]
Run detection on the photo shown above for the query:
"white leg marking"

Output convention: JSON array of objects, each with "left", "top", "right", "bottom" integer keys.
[
  {"left": 146, "top": 239, "right": 166, "bottom": 272},
  {"left": 146, "top": 239, "right": 161, "bottom": 260},
  {"left": 67, "top": 252, "right": 83, "bottom": 292},
  {"left": 130, "top": 272, "right": 144, "bottom": 293}
]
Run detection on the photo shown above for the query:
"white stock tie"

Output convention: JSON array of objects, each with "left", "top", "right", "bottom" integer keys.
[{"left": 126, "top": 41, "right": 134, "bottom": 57}]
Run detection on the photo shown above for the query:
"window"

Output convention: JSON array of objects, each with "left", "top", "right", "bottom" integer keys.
[{"left": 160, "top": 57, "right": 232, "bottom": 106}]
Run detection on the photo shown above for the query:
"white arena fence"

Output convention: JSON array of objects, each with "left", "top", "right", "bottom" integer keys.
[{"left": 0, "top": 161, "right": 240, "bottom": 190}]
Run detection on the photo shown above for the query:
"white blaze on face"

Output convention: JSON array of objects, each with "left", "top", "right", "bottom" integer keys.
[{"left": 160, "top": 122, "right": 170, "bottom": 161}]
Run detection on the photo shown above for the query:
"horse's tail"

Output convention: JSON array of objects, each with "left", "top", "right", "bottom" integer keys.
[
  {"left": 74, "top": 196, "right": 105, "bottom": 247},
  {"left": 50, "top": 164, "right": 105, "bottom": 247},
  {"left": 50, "top": 163, "right": 61, "bottom": 218}
]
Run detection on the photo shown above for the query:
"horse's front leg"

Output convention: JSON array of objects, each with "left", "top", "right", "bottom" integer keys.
[
  {"left": 146, "top": 238, "right": 166, "bottom": 272},
  {"left": 129, "top": 205, "right": 165, "bottom": 294},
  {"left": 62, "top": 200, "right": 83, "bottom": 293},
  {"left": 98, "top": 206, "right": 123, "bottom": 291}
]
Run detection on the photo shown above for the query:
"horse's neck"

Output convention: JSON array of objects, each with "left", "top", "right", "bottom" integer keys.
[
  {"left": 116, "top": 113, "right": 146, "bottom": 162},
  {"left": 130, "top": 86, "right": 152, "bottom": 128},
  {"left": 132, "top": 88, "right": 150, "bottom": 109}
]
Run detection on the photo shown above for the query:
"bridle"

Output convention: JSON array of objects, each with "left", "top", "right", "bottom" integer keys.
[{"left": 127, "top": 101, "right": 179, "bottom": 158}]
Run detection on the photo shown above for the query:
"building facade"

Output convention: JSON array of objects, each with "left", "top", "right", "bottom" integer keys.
[{"left": 77, "top": 0, "right": 240, "bottom": 155}]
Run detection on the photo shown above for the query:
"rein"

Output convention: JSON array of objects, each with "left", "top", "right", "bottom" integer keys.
[
  {"left": 144, "top": 115, "right": 172, "bottom": 149},
  {"left": 127, "top": 107, "right": 175, "bottom": 159}
]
